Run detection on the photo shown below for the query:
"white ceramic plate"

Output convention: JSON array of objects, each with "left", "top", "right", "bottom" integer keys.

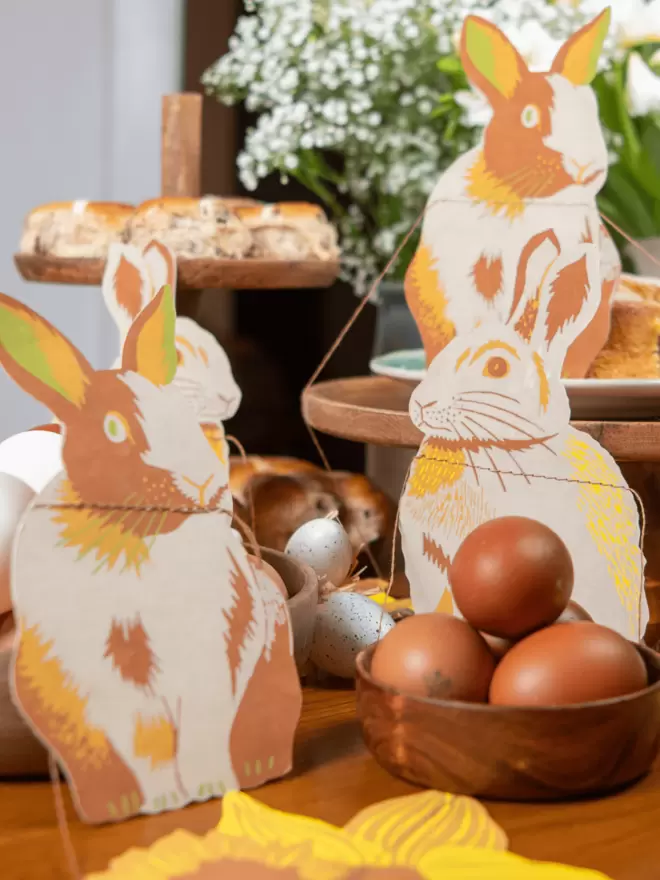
[{"left": 369, "top": 349, "right": 660, "bottom": 420}]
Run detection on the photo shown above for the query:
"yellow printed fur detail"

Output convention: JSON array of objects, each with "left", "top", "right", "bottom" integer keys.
[
  {"left": 562, "top": 434, "right": 641, "bottom": 634},
  {"left": 134, "top": 714, "right": 177, "bottom": 769},
  {"left": 466, "top": 152, "right": 525, "bottom": 220},
  {"left": 408, "top": 445, "right": 466, "bottom": 498},
  {"left": 202, "top": 424, "right": 228, "bottom": 464},
  {"left": 16, "top": 622, "right": 110, "bottom": 768},
  {"left": 405, "top": 244, "right": 455, "bottom": 353},
  {"left": 52, "top": 480, "right": 150, "bottom": 575}
]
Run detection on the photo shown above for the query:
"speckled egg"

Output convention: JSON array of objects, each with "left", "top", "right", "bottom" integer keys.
[
  {"left": 310, "top": 592, "right": 396, "bottom": 679},
  {"left": 285, "top": 517, "right": 353, "bottom": 587}
]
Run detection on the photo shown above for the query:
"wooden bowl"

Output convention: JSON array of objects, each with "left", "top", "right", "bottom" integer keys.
[
  {"left": 356, "top": 642, "right": 660, "bottom": 801},
  {"left": 255, "top": 548, "right": 319, "bottom": 672}
]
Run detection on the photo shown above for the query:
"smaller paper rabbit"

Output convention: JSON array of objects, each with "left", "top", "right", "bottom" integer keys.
[
  {"left": 400, "top": 237, "right": 648, "bottom": 640},
  {"left": 103, "top": 240, "right": 242, "bottom": 470},
  {"left": 405, "top": 9, "right": 620, "bottom": 378},
  {"left": 0, "top": 287, "right": 300, "bottom": 823}
]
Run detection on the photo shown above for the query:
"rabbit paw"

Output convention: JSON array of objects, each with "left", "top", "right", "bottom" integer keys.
[
  {"left": 106, "top": 790, "right": 143, "bottom": 821},
  {"left": 196, "top": 781, "right": 229, "bottom": 799},
  {"left": 150, "top": 791, "right": 183, "bottom": 812},
  {"left": 237, "top": 755, "right": 279, "bottom": 788}
]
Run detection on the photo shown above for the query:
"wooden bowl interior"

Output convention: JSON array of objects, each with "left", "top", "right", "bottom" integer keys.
[
  {"left": 261, "top": 548, "right": 318, "bottom": 671},
  {"left": 356, "top": 642, "right": 660, "bottom": 801}
]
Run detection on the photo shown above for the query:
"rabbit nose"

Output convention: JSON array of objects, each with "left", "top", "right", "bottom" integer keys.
[{"left": 182, "top": 474, "right": 214, "bottom": 506}]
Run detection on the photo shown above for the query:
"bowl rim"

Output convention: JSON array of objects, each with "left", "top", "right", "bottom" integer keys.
[
  {"left": 356, "top": 641, "right": 660, "bottom": 713},
  {"left": 260, "top": 547, "right": 318, "bottom": 610}
]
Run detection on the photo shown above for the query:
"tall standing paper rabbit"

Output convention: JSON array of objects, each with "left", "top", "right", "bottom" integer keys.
[
  {"left": 0, "top": 288, "right": 301, "bottom": 823},
  {"left": 103, "top": 240, "right": 242, "bottom": 473},
  {"left": 400, "top": 238, "right": 647, "bottom": 639},
  {"left": 405, "top": 9, "right": 620, "bottom": 378}
]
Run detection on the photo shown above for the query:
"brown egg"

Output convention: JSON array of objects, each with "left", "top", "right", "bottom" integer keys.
[
  {"left": 490, "top": 622, "right": 648, "bottom": 706},
  {"left": 449, "top": 517, "right": 573, "bottom": 639},
  {"left": 556, "top": 600, "right": 593, "bottom": 625},
  {"left": 371, "top": 613, "right": 495, "bottom": 702},
  {"left": 481, "top": 632, "right": 514, "bottom": 662}
]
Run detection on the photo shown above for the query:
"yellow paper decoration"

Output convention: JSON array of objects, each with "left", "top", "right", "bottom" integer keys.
[{"left": 86, "top": 790, "right": 611, "bottom": 880}]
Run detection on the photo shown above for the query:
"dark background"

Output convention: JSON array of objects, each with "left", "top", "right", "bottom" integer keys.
[{"left": 184, "top": 0, "right": 377, "bottom": 472}]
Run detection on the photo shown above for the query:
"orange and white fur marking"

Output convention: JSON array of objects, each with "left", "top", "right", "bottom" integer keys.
[
  {"left": 103, "top": 241, "right": 241, "bottom": 491},
  {"left": 404, "top": 11, "right": 620, "bottom": 377},
  {"left": 400, "top": 237, "right": 647, "bottom": 639},
  {"left": 0, "top": 288, "right": 299, "bottom": 823}
]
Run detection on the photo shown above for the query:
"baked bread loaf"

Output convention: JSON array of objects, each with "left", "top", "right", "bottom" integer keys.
[
  {"left": 20, "top": 201, "right": 133, "bottom": 258},
  {"left": 237, "top": 202, "right": 339, "bottom": 261},
  {"left": 617, "top": 273, "right": 660, "bottom": 303},
  {"left": 587, "top": 291, "right": 660, "bottom": 379},
  {"left": 128, "top": 196, "right": 254, "bottom": 258}
]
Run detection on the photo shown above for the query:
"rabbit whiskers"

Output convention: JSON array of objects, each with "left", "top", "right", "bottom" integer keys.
[
  {"left": 458, "top": 415, "right": 532, "bottom": 488},
  {"left": 455, "top": 395, "right": 544, "bottom": 431}
]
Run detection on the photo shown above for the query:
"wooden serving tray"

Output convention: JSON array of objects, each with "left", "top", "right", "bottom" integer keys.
[
  {"left": 302, "top": 375, "right": 660, "bottom": 461},
  {"left": 14, "top": 253, "right": 340, "bottom": 291}
]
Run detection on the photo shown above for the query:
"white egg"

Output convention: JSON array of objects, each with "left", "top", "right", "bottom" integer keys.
[
  {"left": 0, "top": 430, "right": 63, "bottom": 493},
  {"left": 310, "top": 592, "right": 396, "bottom": 679},
  {"left": 285, "top": 518, "right": 353, "bottom": 586},
  {"left": 0, "top": 473, "right": 35, "bottom": 613}
]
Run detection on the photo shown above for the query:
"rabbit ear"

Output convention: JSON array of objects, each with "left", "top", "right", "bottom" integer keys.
[
  {"left": 550, "top": 8, "right": 610, "bottom": 85},
  {"left": 121, "top": 285, "right": 178, "bottom": 386},
  {"left": 0, "top": 292, "right": 94, "bottom": 421},
  {"left": 102, "top": 244, "right": 151, "bottom": 337},
  {"left": 460, "top": 16, "right": 528, "bottom": 104},
  {"left": 509, "top": 234, "right": 599, "bottom": 374},
  {"left": 143, "top": 240, "right": 177, "bottom": 304}
]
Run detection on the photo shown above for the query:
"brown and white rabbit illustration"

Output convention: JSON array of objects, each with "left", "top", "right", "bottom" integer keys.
[
  {"left": 400, "top": 237, "right": 647, "bottom": 639},
  {"left": 103, "top": 241, "right": 242, "bottom": 471},
  {"left": 0, "top": 287, "right": 300, "bottom": 823},
  {"left": 405, "top": 9, "right": 620, "bottom": 378}
]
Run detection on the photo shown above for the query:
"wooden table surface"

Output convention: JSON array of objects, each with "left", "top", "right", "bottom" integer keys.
[{"left": 1, "top": 685, "right": 658, "bottom": 880}]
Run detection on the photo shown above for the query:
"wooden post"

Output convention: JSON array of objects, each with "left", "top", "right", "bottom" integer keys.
[{"left": 161, "top": 93, "right": 202, "bottom": 198}]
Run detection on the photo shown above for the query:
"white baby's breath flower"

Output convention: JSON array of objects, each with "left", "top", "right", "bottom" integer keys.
[{"left": 627, "top": 51, "right": 660, "bottom": 116}]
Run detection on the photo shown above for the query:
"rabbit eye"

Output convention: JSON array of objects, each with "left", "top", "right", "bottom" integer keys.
[
  {"left": 521, "top": 104, "right": 540, "bottom": 129},
  {"left": 484, "top": 356, "right": 510, "bottom": 379},
  {"left": 103, "top": 411, "right": 130, "bottom": 444}
]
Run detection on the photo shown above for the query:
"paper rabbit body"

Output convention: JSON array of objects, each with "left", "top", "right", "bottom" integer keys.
[
  {"left": 103, "top": 240, "right": 242, "bottom": 476},
  {"left": 400, "top": 236, "right": 647, "bottom": 640},
  {"left": 0, "top": 288, "right": 301, "bottom": 823},
  {"left": 405, "top": 9, "right": 620, "bottom": 379}
]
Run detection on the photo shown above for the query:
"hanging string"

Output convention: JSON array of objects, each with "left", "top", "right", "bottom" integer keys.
[
  {"left": 226, "top": 433, "right": 257, "bottom": 535},
  {"left": 600, "top": 210, "right": 660, "bottom": 272},
  {"left": 49, "top": 753, "right": 82, "bottom": 880}
]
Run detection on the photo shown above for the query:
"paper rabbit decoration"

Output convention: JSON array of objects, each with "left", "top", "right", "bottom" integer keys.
[
  {"left": 405, "top": 9, "right": 620, "bottom": 379},
  {"left": 0, "top": 288, "right": 301, "bottom": 823},
  {"left": 400, "top": 235, "right": 648, "bottom": 639},
  {"left": 103, "top": 240, "right": 242, "bottom": 475}
]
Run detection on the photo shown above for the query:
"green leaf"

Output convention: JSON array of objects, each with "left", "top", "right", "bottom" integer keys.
[
  {"left": 602, "top": 165, "right": 657, "bottom": 238},
  {"left": 436, "top": 55, "right": 463, "bottom": 74},
  {"left": 592, "top": 74, "right": 622, "bottom": 133}
]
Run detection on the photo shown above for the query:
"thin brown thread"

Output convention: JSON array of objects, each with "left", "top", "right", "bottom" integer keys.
[
  {"left": 49, "top": 752, "right": 81, "bottom": 880},
  {"left": 33, "top": 502, "right": 232, "bottom": 514},
  {"left": 376, "top": 458, "right": 413, "bottom": 642},
  {"left": 600, "top": 211, "right": 660, "bottom": 272},
  {"left": 232, "top": 510, "right": 263, "bottom": 563},
  {"left": 226, "top": 433, "right": 256, "bottom": 534}
]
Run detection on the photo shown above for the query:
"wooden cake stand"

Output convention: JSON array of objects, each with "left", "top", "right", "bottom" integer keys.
[
  {"left": 14, "top": 93, "right": 339, "bottom": 304},
  {"left": 302, "top": 375, "right": 660, "bottom": 460},
  {"left": 302, "top": 374, "right": 660, "bottom": 645}
]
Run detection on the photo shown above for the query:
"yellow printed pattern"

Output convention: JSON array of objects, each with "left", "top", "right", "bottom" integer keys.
[
  {"left": 85, "top": 790, "right": 611, "bottom": 879},
  {"left": 405, "top": 244, "right": 455, "bottom": 356},
  {"left": 408, "top": 445, "right": 466, "bottom": 498},
  {"left": 16, "top": 622, "right": 109, "bottom": 769},
  {"left": 52, "top": 480, "right": 150, "bottom": 575},
  {"left": 562, "top": 434, "right": 641, "bottom": 635},
  {"left": 466, "top": 152, "right": 525, "bottom": 220},
  {"left": 133, "top": 714, "right": 176, "bottom": 769}
]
